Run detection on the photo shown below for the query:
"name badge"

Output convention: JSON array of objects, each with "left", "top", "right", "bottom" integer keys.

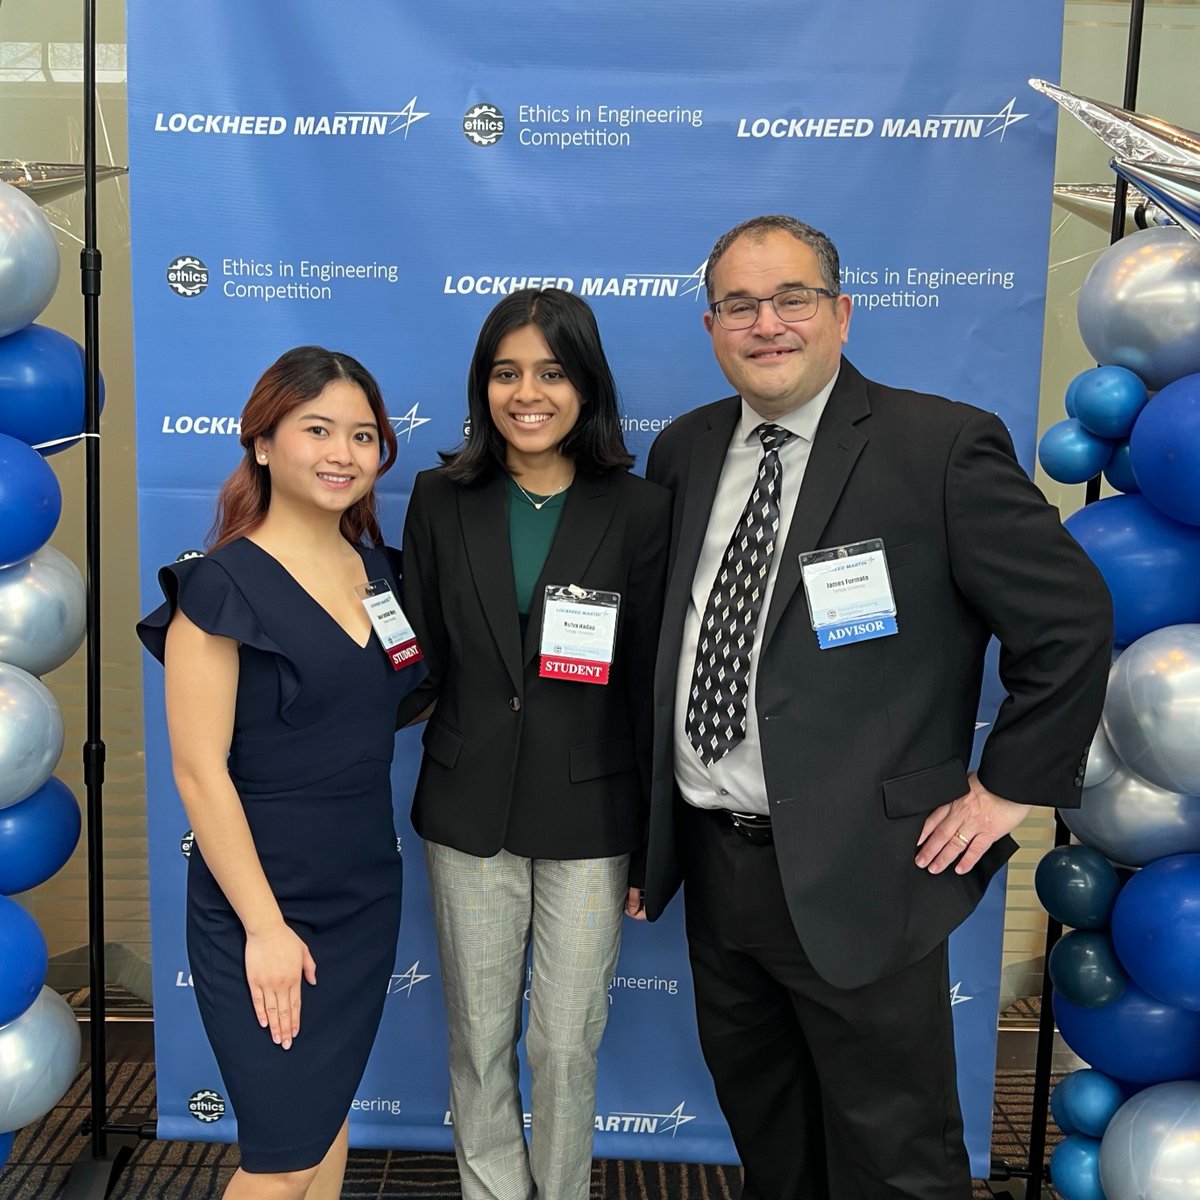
[
  {"left": 354, "top": 580, "right": 423, "bottom": 670},
  {"left": 799, "top": 539, "right": 898, "bottom": 650},
  {"left": 539, "top": 584, "right": 620, "bottom": 685}
]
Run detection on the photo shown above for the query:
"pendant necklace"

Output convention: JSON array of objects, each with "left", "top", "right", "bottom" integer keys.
[{"left": 511, "top": 477, "right": 571, "bottom": 511}]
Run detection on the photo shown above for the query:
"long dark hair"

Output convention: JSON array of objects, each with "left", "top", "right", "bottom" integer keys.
[
  {"left": 441, "top": 288, "right": 634, "bottom": 484},
  {"left": 209, "top": 346, "right": 397, "bottom": 549}
]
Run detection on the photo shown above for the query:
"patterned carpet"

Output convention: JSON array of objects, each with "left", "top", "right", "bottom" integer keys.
[{"left": 1, "top": 1060, "right": 1059, "bottom": 1199}]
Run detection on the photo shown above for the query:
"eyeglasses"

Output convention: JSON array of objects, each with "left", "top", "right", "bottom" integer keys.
[{"left": 709, "top": 286, "right": 838, "bottom": 330}]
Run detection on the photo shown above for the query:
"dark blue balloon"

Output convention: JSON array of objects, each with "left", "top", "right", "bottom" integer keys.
[
  {"left": 1035, "top": 845, "right": 1122, "bottom": 930},
  {"left": 1053, "top": 1069, "right": 1127, "bottom": 1138},
  {"left": 0, "top": 894, "right": 48, "bottom": 1026},
  {"left": 0, "top": 1129, "right": 12, "bottom": 1167},
  {"left": 1130, "top": 372, "right": 1200, "bottom": 525},
  {"left": 1112, "top": 853, "right": 1200, "bottom": 1011},
  {"left": 0, "top": 324, "right": 105, "bottom": 456},
  {"left": 0, "top": 432, "right": 62, "bottom": 569},
  {"left": 1073, "top": 366, "right": 1149, "bottom": 439},
  {"left": 1049, "top": 1135, "right": 1104, "bottom": 1200},
  {"left": 1064, "top": 494, "right": 1200, "bottom": 646},
  {"left": 1038, "top": 418, "right": 1113, "bottom": 484},
  {"left": 1055, "top": 980, "right": 1200, "bottom": 1083},
  {"left": 1103, "top": 439, "right": 1140, "bottom": 494},
  {"left": 1050, "top": 930, "right": 1128, "bottom": 1007},
  {"left": 0, "top": 777, "right": 81, "bottom": 896}
]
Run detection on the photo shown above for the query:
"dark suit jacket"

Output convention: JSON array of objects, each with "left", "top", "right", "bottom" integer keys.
[
  {"left": 643, "top": 360, "right": 1112, "bottom": 989},
  {"left": 401, "top": 465, "right": 671, "bottom": 861}
]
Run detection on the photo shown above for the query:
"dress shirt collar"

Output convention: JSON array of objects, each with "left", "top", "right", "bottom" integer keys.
[{"left": 736, "top": 363, "right": 841, "bottom": 447}]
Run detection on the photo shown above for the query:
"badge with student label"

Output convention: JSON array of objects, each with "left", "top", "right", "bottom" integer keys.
[
  {"left": 354, "top": 580, "right": 423, "bottom": 670},
  {"left": 799, "top": 539, "right": 898, "bottom": 650},
  {"left": 539, "top": 585, "right": 620, "bottom": 685}
]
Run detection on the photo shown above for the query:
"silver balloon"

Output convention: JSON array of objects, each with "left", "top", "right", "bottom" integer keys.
[
  {"left": 0, "top": 182, "right": 59, "bottom": 339},
  {"left": 1077, "top": 225, "right": 1200, "bottom": 390},
  {"left": 1101, "top": 1081, "right": 1200, "bottom": 1200},
  {"left": 1062, "top": 762, "right": 1200, "bottom": 867},
  {"left": 0, "top": 547, "right": 86, "bottom": 677},
  {"left": 1104, "top": 625, "right": 1200, "bottom": 794},
  {"left": 1084, "top": 721, "right": 1119, "bottom": 788},
  {"left": 0, "top": 985, "right": 80, "bottom": 1133},
  {"left": 0, "top": 664, "right": 63, "bottom": 810}
]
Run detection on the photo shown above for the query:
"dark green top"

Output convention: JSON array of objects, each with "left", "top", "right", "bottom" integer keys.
[{"left": 507, "top": 478, "right": 569, "bottom": 631}]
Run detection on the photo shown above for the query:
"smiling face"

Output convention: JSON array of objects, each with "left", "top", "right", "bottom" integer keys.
[
  {"left": 487, "top": 323, "right": 583, "bottom": 472},
  {"left": 254, "top": 379, "right": 381, "bottom": 518},
  {"left": 704, "top": 229, "right": 852, "bottom": 420}
]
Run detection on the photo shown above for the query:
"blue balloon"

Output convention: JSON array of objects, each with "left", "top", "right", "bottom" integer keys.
[
  {"left": 1073, "top": 366, "right": 1150, "bottom": 439},
  {"left": 1035, "top": 845, "right": 1122, "bottom": 930},
  {"left": 1038, "top": 418, "right": 1113, "bottom": 484},
  {"left": 1130, "top": 372, "right": 1200, "bottom": 526},
  {"left": 0, "top": 894, "right": 48, "bottom": 1027},
  {"left": 0, "top": 432, "right": 62, "bottom": 569},
  {"left": 1054, "top": 1069, "right": 1127, "bottom": 1138},
  {"left": 1050, "top": 930, "right": 1128, "bottom": 1007},
  {"left": 0, "top": 777, "right": 81, "bottom": 895},
  {"left": 1049, "top": 1135, "right": 1105, "bottom": 1200},
  {"left": 1112, "top": 853, "right": 1200, "bottom": 1011},
  {"left": 1055, "top": 980, "right": 1200, "bottom": 1083},
  {"left": 0, "top": 325, "right": 104, "bottom": 456},
  {"left": 1065, "top": 372, "right": 1085, "bottom": 418},
  {"left": 1103, "top": 438, "right": 1140, "bottom": 494},
  {"left": 1064, "top": 494, "right": 1200, "bottom": 646},
  {"left": 0, "top": 1128, "right": 12, "bottom": 1167}
]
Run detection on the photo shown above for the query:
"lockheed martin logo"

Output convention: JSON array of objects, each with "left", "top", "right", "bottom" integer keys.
[
  {"left": 383, "top": 97, "right": 430, "bottom": 139},
  {"left": 390, "top": 403, "right": 431, "bottom": 441},
  {"left": 949, "top": 981, "right": 973, "bottom": 1006},
  {"left": 598, "top": 1101, "right": 696, "bottom": 1135},
  {"left": 736, "top": 99, "right": 1029, "bottom": 141},
  {"left": 443, "top": 262, "right": 706, "bottom": 300},
  {"left": 388, "top": 961, "right": 431, "bottom": 997}
]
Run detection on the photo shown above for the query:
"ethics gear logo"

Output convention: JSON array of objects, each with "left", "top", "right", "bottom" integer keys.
[
  {"left": 167, "top": 256, "right": 208, "bottom": 297},
  {"left": 188, "top": 1089, "right": 226, "bottom": 1123},
  {"left": 464, "top": 104, "right": 505, "bottom": 147},
  {"left": 180, "top": 830, "right": 194, "bottom": 858}
]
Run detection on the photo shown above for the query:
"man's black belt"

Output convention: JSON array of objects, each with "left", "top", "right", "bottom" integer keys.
[{"left": 695, "top": 805, "right": 774, "bottom": 845}]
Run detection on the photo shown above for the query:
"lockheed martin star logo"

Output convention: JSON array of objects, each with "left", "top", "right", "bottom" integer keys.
[
  {"left": 390, "top": 403, "right": 432, "bottom": 441},
  {"left": 388, "top": 961, "right": 431, "bottom": 997},
  {"left": 939, "top": 98, "right": 1028, "bottom": 141},
  {"left": 380, "top": 97, "right": 430, "bottom": 138},
  {"left": 949, "top": 981, "right": 973, "bottom": 1006}
]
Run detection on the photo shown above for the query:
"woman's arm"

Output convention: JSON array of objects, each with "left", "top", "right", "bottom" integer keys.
[{"left": 164, "top": 610, "right": 316, "bottom": 1050}]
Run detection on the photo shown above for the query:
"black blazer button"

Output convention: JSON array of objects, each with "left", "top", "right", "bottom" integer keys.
[{"left": 509, "top": 697, "right": 521, "bottom": 712}]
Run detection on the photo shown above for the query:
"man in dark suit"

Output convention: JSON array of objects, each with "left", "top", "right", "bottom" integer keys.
[{"left": 630, "top": 215, "right": 1112, "bottom": 1199}]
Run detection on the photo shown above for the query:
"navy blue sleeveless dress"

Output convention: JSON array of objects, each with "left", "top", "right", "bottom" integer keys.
[{"left": 137, "top": 537, "right": 426, "bottom": 1172}]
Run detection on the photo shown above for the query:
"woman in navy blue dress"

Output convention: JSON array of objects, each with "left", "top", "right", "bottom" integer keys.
[{"left": 138, "top": 346, "right": 425, "bottom": 1200}]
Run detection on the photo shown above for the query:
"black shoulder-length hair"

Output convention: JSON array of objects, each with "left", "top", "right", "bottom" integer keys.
[{"left": 440, "top": 287, "right": 634, "bottom": 484}]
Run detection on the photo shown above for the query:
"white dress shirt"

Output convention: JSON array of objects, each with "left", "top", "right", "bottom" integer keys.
[{"left": 674, "top": 369, "right": 839, "bottom": 814}]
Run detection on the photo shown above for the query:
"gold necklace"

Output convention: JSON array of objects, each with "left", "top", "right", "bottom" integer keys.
[{"left": 510, "top": 476, "right": 571, "bottom": 511}]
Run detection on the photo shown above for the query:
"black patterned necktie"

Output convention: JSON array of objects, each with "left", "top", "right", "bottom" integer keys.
[{"left": 686, "top": 423, "right": 794, "bottom": 766}]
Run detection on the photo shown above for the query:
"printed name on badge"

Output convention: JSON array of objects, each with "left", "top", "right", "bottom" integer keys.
[
  {"left": 799, "top": 539, "right": 899, "bottom": 650},
  {"left": 539, "top": 584, "right": 620, "bottom": 685}
]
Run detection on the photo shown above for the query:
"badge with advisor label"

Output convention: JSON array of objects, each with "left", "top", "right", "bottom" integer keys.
[
  {"left": 799, "top": 539, "right": 898, "bottom": 650},
  {"left": 539, "top": 584, "right": 620, "bottom": 685},
  {"left": 354, "top": 580, "right": 423, "bottom": 670}
]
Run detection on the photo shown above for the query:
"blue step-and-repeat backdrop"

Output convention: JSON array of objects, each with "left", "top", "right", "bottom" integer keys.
[{"left": 127, "top": 1, "right": 1064, "bottom": 1173}]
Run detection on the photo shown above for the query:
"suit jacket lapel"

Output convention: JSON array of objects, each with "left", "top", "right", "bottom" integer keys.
[
  {"left": 522, "top": 471, "right": 620, "bottom": 666},
  {"left": 761, "top": 364, "right": 871, "bottom": 652},
  {"left": 460, "top": 474, "right": 524, "bottom": 693},
  {"left": 661, "top": 397, "right": 741, "bottom": 646}
]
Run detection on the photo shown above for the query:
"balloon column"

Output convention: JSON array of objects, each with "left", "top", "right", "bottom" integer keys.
[
  {"left": 1028, "top": 82, "right": 1200, "bottom": 1200},
  {"left": 0, "top": 181, "right": 86, "bottom": 1169}
]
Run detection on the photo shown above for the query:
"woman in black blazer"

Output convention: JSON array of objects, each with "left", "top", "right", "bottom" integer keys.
[{"left": 401, "top": 289, "right": 669, "bottom": 1200}]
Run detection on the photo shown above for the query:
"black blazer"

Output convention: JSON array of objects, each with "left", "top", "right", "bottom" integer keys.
[
  {"left": 401, "top": 466, "right": 671, "bottom": 861},
  {"left": 642, "top": 360, "right": 1112, "bottom": 989}
]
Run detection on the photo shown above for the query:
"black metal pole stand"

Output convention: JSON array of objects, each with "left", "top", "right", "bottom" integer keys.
[
  {"left": 62, "top": 2, "right": 154, "bottom": 1194},
  {"left": 1024, "top": 5, "right": 1145, "bottom": 1197}
]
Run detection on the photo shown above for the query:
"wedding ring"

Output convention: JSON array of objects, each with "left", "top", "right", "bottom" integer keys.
[{"left": 954, "top": 832, "right": 970, "bottom": 846}]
